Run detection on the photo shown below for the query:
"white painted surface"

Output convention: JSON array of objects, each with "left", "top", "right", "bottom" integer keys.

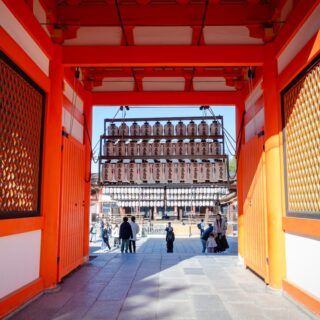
[
  {"left": 245, "top": 80, "right": 263, "bottom": 111},
  {"left": 285, "top": 233, "right": 320, "bottom": 299},
  {"left": 134, "top": 27, "right": 192, "bottom": 45},
  {"left": 193, "top": 77, "right": 236, "bottom": 92},
  {"left": 33, "top": 0, "right": 50, "bottom": 36},
  {"left": 64, "top": 27, "right": 122, "bottom": 46},
  {"left": 0, "top": 230, "right": 41, "bottom": 299},
  {"left": 63, "top": 80, "right": 84, "bottom": 113},
  {"left": 280, "top": 0, "right": 293, "bottom": 22},
  {"left": 62, "top": 108, "right": 84, "bottom": 144},
  {"left": 92, "top": 77, "right": 135, "bottom": 92},
  {"left": 245, "top": 107, "right": 264, "bottom": 142},
  {"left": 277, "top": 4, "right": 320, "bottom": 74},
  {"left": 204, "top": 26, "right": 263, "bottom": 45},
  {"left": 0, "top": 0, "right": 49, "bottom": 75},
  {"left": 143, "top": 77, "right": 185, "bottom": 91}
]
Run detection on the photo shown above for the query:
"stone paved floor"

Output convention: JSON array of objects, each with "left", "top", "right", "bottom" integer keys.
[{"left": 9, "top": 237, "right": 317, "bottom": 320}]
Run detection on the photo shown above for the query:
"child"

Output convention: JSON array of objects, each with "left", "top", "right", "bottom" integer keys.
[{"left": 207, "top": 233, "right": 217, "bottom": 253}]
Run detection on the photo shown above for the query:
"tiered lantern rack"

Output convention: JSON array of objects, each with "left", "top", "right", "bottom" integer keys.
[{"left": 98, "top": 116, "right": 229, "bottom": 186}]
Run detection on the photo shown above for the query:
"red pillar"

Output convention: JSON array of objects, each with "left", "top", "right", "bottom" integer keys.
[
  {"left": 83, "top": 93, "right": 92, "bottom": 261},
  {"left": 236, "top": 101, "right": 245, "bottom": 258},
  {"left": 263, "top": 43, "right": 286, "bottom": 289},
  {"left": 40, "top": 45, "right": 63, "bottom": 288}
]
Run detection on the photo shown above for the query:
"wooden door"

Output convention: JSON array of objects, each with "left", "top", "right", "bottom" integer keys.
[{"left": 58, "top": 134, "right": 85, "bottom": 281}]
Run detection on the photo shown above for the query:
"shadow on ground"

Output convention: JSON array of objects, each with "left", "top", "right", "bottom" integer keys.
[{"left": 8, "top": 237, "right": 315, "bottom": 320}]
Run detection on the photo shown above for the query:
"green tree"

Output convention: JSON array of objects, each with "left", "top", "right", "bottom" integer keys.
[{"left": 229, "top": 157, "right": 237, "bottom": 176}]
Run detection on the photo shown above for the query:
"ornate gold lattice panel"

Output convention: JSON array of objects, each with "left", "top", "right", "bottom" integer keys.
[
  {"left": 282, "top": 57, "right": 320, "bottom": 217},
  {"left": 0, "top": 52, "right": 45, "bottom": 218}
]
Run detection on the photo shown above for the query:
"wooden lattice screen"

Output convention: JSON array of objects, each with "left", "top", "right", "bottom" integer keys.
[
  {"left": 0, "top": 52, "right": 45, "bottom": 219},
  {"left": 282, "top": 56, "right": 320, "bottom": 218}
]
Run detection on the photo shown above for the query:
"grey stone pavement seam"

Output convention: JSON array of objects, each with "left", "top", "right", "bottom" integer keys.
[{"left": 7, "top": 237, "right": 319, "bottom": 320}]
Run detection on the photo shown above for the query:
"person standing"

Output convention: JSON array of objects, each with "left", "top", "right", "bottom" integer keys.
[
  {"left": 102, "top": 226, "right": 111, "bottom": 250},
  {"left": 129, "top": 216, "right": 140, "bottom": 253},
  {"left": 100, "top": 219, "right": 105, "bottom": 240},
  {"left": 165, "top": 222, "right": 175, "bottom": 253},
  {"left": 214, "top": 213, "right": 229, "bottom": 252},
  {"left": 201, "top": 223, "right": 214, "bottom": 253},
  {"left": 207, "top": 233, "right": 217, "bottom": 253},
  {"left": 112, "top": 224, "right": 120, "bottom": 247},
  {"left": 119, "top": 217, "right": 133, "bottom": 253},
  {"left": 197, "top": 219, "right": 205, "bottom": 237}
]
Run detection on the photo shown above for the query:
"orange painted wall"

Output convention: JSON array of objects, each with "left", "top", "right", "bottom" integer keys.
[
  {"left": 242, "top": 135, "right": 269, "bottom": 282},
  {"left": 58, "top": 134, "right": 86, "bottom": 281}
]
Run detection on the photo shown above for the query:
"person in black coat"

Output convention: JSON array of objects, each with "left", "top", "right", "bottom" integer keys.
[
  {"left": 165, "top": 222, "right": 175, "bottom": 253},
  {"left": 119, "top": 217, "right": 133, "bottom": 253}
]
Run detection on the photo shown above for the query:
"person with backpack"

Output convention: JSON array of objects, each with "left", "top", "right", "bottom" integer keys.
[
  {"left": 201, "top": 223, "right": 214, "bottom": 253},
  {"left": 165, "top": 222, "right": 175, "bottom": 253}
]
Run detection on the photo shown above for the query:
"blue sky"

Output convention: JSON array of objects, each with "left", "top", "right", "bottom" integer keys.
[{"left": 91, "top": 106, "right": 235, "bottom": 173}]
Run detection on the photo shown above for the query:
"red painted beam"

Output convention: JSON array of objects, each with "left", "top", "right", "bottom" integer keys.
[
  {"left": 62, "top": 45, "right": 264, "bottom": 67},
  {"left": 53, "top": 3, "right": 273, "bottom": 27},
  {"left": 92, "top": 91, "right": 241, "bottom": 106}
]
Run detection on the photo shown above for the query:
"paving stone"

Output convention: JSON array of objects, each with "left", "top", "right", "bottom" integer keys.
[
  {"left": 10, "top": 237, "right": 315, "bottom": 320},
  {"left": 82, "top": 300, "right": 123, "bottom": 320}
]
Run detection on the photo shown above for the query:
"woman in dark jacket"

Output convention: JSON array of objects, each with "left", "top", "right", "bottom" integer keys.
[{"left": 119, "top": 217, "right": 133, "bottom": 253}]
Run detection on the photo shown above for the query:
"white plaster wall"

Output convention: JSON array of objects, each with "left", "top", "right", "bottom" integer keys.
[
  {"left": 62, "top": 108, "right": 84, "bottom": 144},
  {"left": 33, "top": 0, "right": 50, "bottom": 36},
  {"left": 285, "top": 233, "right": 320, "bottom": 299},
  {"left": 63, "top": 80, "right": 84, "bottom": 113},
  {"left": 245, "top": 80, "right": 263, "bottom": 111},
  {"left": 0, "top": 0, "right": 49, "bottom": 75},
  {"left": 245, "top": 108, "right": 264, "bottom": 142},
  {"left": 0, "top": 230, "right": 41, "bottom": 299},
  {"left": 278, "top": 4, "right": 320, "bottom": 74}
]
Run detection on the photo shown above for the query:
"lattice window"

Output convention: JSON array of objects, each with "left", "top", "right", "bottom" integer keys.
[
  {"left": 0, "top": 52, "right": 45, "bottom": 219},
  {"left": 282, "top": 56, "right": 320, "bottom": 218}
]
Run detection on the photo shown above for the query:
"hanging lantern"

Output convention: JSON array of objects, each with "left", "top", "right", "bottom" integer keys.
[
  {"left": 166, "top": 162, "right": 174, "bottom": 181},
  {"left": 108, "top": 123, "right": 119, "bottom": 136},
  {"left": 188, "top": 140, "right": 197, "bottom": 156},
  {"left": 198, "top": 162, "right": 205, "bottom": 183},
  {"left": 119, "top": 122, "right": 129, "bottom": 136},
  {"left": 175, "top": 120, "right": 186, "bottom": 136},
  {"left": 130, "top": 122, "right": 140, "bottom": 136},
  {"left": 153, "top": 121, "right": 163, "bottom": 136},
  {"left": 164, "top": 121, "right": 174, "bottom": 136},
  {"left": 199, "top": 140, "right": 208, "bottom": 155},
  {"left": 104, "top": 163, "right": 115, "bottom": 182},
  {"left": 118, "top": 141, "right": 127, "bottom": 156},
  {"left": 104, "top": 141, "right": 113, "bottom": 156},
  {"left": 210, "top": 120, "right": 221, "bottom": 135},
  {"left": 187, "top": 120, "right": 197, "bottom": 136},
  {"left": 141, "top": 121, "right": 152, "bottom": 136},
  {"left": 152, "top": 141, "right": 162, "bottom": 156},
  {"left": 198, "top": 120, "right": 209, "bottom": 136}
]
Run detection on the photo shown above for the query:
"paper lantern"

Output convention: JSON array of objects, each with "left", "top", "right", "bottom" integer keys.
[
  {"left": 198, "top": 120, "right": 209, "bottom": 135},
  {"left": 108, "top": 123, "right": 119, "bottom": 136},
  {"left": 119, "top": 122, "right": 129, "bottom": 136},
  {"left": 164, "top": 121, "right": 174, "bottom": 136},
  {"left": 175, "top": 121, "right": 186, "bottom": 136},
  {"left": 130, "top": 122, "right": 140, "bottom": 136}
]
